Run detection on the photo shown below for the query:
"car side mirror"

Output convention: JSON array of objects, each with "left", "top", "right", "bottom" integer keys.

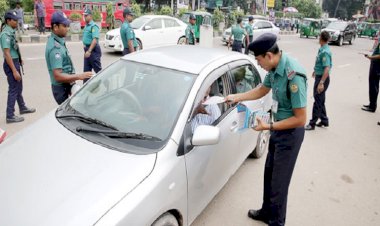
[
  {"left": 144, "top": 25, "right": 152, "bottom": 31},
  {"left": 192, "top": 125, "right": 220, "bottom": 146}
]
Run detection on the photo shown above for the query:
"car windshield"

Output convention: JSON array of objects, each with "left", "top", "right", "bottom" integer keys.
[
  {"left": 327, "top": 22, "right": 347, "bottom": 30},
  {"left": 130, "top": 17, "right": 150, "bottom": 29},
  {"left": 68, "top": 60, "right": 196, "bottom": 141}
]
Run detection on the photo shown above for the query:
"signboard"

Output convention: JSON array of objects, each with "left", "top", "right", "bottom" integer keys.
[{"left": 267, "top": 0, "right": 275, "bottom": 8}]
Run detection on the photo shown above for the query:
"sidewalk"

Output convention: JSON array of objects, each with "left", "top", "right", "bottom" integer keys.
[{"left": 17, "top": 29, "right": 105, "bottom": 43}]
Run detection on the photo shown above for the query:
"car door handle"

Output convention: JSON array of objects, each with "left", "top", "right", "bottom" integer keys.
[{"left": 230, "top": 121, "right": 238, "bottom": 131}]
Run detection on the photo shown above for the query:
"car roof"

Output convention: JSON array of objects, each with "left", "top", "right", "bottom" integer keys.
[
  {"left": 122, "top": 46, "right": 243, "bottom": 74},
  {"left": 185, "top": 11, "right": 212, "bottom": 16},
  {"left": 140, "top": 15, "right": 179, "bottom": 20}
]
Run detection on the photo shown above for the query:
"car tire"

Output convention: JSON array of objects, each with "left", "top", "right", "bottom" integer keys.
[
  {"left": 114, "top": 19, "right": 122, "bottom": 28},
  {"left": 248, "top": 130, "right": 270, "bottom": 159},
  {"left": 349, "top": 37, "right": 354, "bottom": 45},
  {"left": 338, "top": 36, "right": 343, "bottom": 46},
  {"left": 152, "top": 213, "right": 179, "bottom": 226},
  {"left": 177, "top": 36, "right": 186, "bottom": 45}
]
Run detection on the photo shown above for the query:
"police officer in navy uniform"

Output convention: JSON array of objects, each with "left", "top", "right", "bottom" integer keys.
[
  {"left": 120, "top": 8, "right": 138, "bottom": 56},
  {"left": 82, "top": 8, "right": 102, "bottom": 83},
  {"left": 45, "top": 11, "right": 92, "bottom": 104},
  {"left": 226, "top": 33, "right": 307, "bottom": 226},
  {"left": 362, "top": 34, "right": 380, "bottom": 114},
  {"left": 0, "top": 10, "right": 35, "bottom": 123},
  {"left": 305, "top": 31, "right": 332, "bottom": 130}
]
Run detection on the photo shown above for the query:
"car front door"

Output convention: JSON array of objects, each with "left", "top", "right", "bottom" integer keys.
[
  {"left": 185, "top": 65, "right": 241, "bottom": 224},
  {"left": 141, "top": 18, "right": 164, "bottom": 49}
]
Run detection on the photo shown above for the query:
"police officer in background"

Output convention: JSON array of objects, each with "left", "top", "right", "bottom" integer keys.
[
  {"left": 362, "top": 32, "right": 380, "bottom": 114},
  {"left": 0, "top": 10, "right": 35, "bottom": 123},
  {"left": 82, "top": 8, "right": 102, "bottom": 83},
  {"left": 185, "top": 14, "right": 196, "bottom": 45},
  {"left": 120, "top": 8, "right": 138, "bottom": 56},
  {"left": 229, "top": 17, "right": 248, "bottom": 53},
  {"left": 226, "top": 33, "right": 307, "bottom": 226},
  {"left": 45, "top": 11, "right": 92, "bottom": 104},
  {"left": 305, "top": 31, "right": 332, "bottom": 130},
  {"left": 244, "top": 16, "right": 254, "bottom": 55}
]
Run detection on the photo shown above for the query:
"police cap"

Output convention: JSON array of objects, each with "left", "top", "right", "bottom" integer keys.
[
  {"left": 248, "top": 16, "right": 254, "bottom": 21},
  {"left": 4, "top": 10, "right": 19, "bottom": 21},
  {"left": 51, "top": 11, "right": 71, "bottom": 26},
  {"left": 83, "top": 8, "right": 92, "bottom": 15},
  {"left": 189, "top": 14, "right": 196, "bottom": 20},
  {"left": 248, "top": 33, "right": 278, "bottom": 57},
  {"left": 123, "top": 8, "right": 135, "bottom": 17}
]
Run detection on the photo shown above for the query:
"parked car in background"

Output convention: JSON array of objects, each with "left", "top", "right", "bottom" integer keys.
[
  {"left": 358, "top": 22, "right": 380, "bottom": 39},
  {"left": 104, "top": 15, "right": 187, "bottom": 52},
  {"left": 0, "top": 46, "right": 271, "bottom": 226},
  {"left": 222, "top": 19, "right": 280, "bottom": 46},
  {"left": 322, "top": 21, "right": 357, "bottom": 46}
]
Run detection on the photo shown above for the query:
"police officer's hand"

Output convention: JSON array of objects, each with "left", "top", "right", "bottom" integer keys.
[
  {"left": 225, "top": 94, "right": 239, "bottom": 104},
  {"left": 13, "top": 70, "right": 22, "bottom": 82},
  {"left": 253, "top": 117, "right": 269, "bottom": 131},
  {"left": 79, "top": 71, "right": 93, "bottom": 80},
  {"left": 84, "top": 51, "right": 91, "bottom": 58},
  {"left": 317, "top": 83, "right": 324, "bottom": 94},
  {"left": 195, "top": 104, "right": 208, "bottom": 115}
]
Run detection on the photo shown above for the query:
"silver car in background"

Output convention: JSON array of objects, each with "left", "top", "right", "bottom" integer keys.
[{"left": 0, "top": 46, "right": 271, "bottom": 226}]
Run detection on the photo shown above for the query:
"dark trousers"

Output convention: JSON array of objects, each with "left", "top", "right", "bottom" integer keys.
[
  {"left": 232, "top": 40, "right": 242, "bottom": 53},
  {"left": 52, "top": 83, "right": 72, "bottom": 105},
  {"left": 3, "top": 59, "right": 26, "bottom": 118},
  {"left": 122, "top": 47, "right": 136, "bottom": 56},
  {"left": 309, "top": 76, "right": 330, "bottom": 125},
  {"left": 38, "top": 17, "right": 45, "bottom": 33},
  {"left": 261, "top": 127, "right": 305, "bottom": 226},
  {"left": 83, "top": 44, "right": 102, "bottom": 83},
  {"left": 244, "top": 35, "right": 253, "bottom": 55},
  {"left": 368, "top": 61, "right": 380, "bottom": 110}
]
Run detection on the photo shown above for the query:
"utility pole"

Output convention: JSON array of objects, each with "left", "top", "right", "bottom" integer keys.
[{"left": 334, "top": 0, "right": 341, "bottom": 18}]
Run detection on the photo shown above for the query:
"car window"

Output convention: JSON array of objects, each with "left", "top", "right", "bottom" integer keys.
[
  {"left": 146, "top": 19, "right": 163, "bottom": 30},
  {"left": 255, "top": 21, "right": 265, "bottom": 29},
  {"left": 69, "top": 60, "right": 196, "bottom": 142},
  {"left": 231, "top": 64, "right": 261, "bottom": 94},
  {"left": 262, "top": 22, "right": 273, "bottom": 29},
  {"left": 164, "top": 18, "right": 180, "bottom": 28}
]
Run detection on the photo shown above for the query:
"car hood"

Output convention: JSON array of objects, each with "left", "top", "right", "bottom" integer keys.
[
  {"left": 0, "top": 111, "right": 156, "bottom": 226},
  {"left": 323, "top": 28, "right": 342, "bottom": 32}
]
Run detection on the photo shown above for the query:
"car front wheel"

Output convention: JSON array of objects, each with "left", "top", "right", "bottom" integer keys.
[
  {"left": 338, "top": 36, "right": 343, "bottom": 46},
  {"left": 349, "top": 36, "right": 354, "bottom": 45},
  {"left": 249, "top": 130, "right": 270, "bottom": 159},
  {"left": 177, "top": 36, "right": 186, "bottom": 45},
  {"left": 151, "top": 213, "right": 179, "bottom": 226}
]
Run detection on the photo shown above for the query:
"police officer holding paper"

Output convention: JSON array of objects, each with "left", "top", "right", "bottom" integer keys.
[
  {"left": 226, "top": 33, "right": 307, "bottom": 226},
  {"left": 1, "top": 10, "right": 35, "bottom": 123},
  {"left": 45, "top": 11, "right": 92, "bottom": 104},
  {"left": 82, "top": 8, "right": 102, "bottom": 82}
]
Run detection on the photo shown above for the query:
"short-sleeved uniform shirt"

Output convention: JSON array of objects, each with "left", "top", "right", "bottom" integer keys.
[
  {"left": 263, "top": 53, "right": 307, "bottom": 121},
  {"left": 231, "top": 25, "right": 245, "bottom": 41},
  {"left": 45, "top": 33, "right": 75, "bottom": 86},
  {"left": 0, "top": 25, "right": 19, "bottom": 59},
  {"left": 120, "top": 21, "right": 138, "bottom": 49},
  {"left": 185, "top": 24, "right": 196, "bottom": 44},
  {"left": 82, "top": 20, "right": 99, "bottom": 45},
  {"left": 314, "top": 44, "right": 332, "bottom": 76},
  {"left": 245, "top": 23, "right": 253, "bottom": 36}
]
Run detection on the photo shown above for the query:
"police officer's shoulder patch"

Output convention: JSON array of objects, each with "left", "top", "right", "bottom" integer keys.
[
  {"left": 55, "top": 52, "right": 61, "bottom": 59},
  {"left": 322, "top": 56, "right": 326, "bottom": 62},
  {"left": 287, "top": 67, "right": 296, "bottom": 80},
  {"left": 290, "top": 84, "right": 298, "bottom": 93}
]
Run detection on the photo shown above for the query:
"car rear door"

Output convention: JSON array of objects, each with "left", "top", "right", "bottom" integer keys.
[{"left": 163, "top": 18, "right": 184, "bottom": 45}]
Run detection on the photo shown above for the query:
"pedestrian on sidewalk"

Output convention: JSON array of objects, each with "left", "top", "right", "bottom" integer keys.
[
  {"left": 15, "top": 1, "right": 25, "bottom": 34},
  {"left": 0, "top": 10, "right": 36, "bottom": 123},
  {"left": 34, "top": 0, "right": 46, "bottom": 35},
  {"left": 305, "top": 31, "right": 332, "bottom": 130},
  {"left": 45, "top": 11, "right": 92, "bottom": 104},
  {"left": 82, "top": 8, "right": 102, "bottom": 83}
]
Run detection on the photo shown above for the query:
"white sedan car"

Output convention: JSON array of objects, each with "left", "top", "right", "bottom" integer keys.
[
  {"left": 104, "top": 15, "right": 187, "bottom": 52},
  {"left": 0, "top": 46, "right": 271, "bottom": 226},
  {"left": 222, "top": 19, "right": 280, "bottom": 45}
]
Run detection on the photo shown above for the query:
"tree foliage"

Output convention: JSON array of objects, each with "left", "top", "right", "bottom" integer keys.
[
  {"left": 0, "top": 0, "right": 8, "bottom": 16},
  {"left": 322, "top": 0, "right": 365, "bottom": 19},
  {"left": 290, "top": 0, "right": 322, "bottom": 18}
]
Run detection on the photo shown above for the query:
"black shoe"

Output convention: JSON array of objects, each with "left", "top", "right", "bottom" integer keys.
[
  {"left": 316, "top": 121, "right": 329, "bottom": 127},
  {"left": 248, "top": 209, "right": 269, "bottom": 224},
  {"left": 6, "top": 115, "right": 24, "bottom": 123},
  {"left": 305, "top": 124, "right": 315, "bottom": 130},
  {"left": 20, "top": 107, "right": 36, "bottom": 114},
  {"left": 363, "top": 104, "right": 370, "bottom": 108},
  {"left": 378, "top": 122, "right": 380, "bottom": 126},
  {"left": 361, "top": 106, "right": 376, "bottom": 113}
]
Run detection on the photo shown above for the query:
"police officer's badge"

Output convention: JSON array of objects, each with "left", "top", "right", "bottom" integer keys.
[
  {"left": 5, "top": 37, "right": 10, "bottom": 43},
  {"left": 55, "top": 52, "right": 61, "bottom": 59},
  {"left": 290, "top": 84, "right": 298, "bottom": 93}
]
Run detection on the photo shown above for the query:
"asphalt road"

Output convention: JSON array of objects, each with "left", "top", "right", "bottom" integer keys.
[{"left": 0, "top": 35, "right": 379, "bottom": 226}]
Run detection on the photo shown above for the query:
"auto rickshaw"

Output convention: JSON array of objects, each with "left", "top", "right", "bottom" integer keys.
[
  {"left": 359, "top": 23, "right": 380, "bottom": 39},
  {"left": 300, "top": 18, "right": 321, "bottom": 38},
  {"left": 181, "top": 11, "right": 212, "bottom": 41}
]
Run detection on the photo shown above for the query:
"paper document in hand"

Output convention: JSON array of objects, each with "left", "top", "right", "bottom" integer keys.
[
  {"left": 236, "top": 103, "right": 270, "bottom": 130},
  {"left": 202, "top": 96, "right": 225, "bottom": 105}
]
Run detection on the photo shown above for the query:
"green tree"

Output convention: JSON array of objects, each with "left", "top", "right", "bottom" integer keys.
[
  {"left": 323, "top": 0, "right": 365, "bottom": 19},
  {"left": 290, "top": 0, "right": 322, "bottom": 18},
  {"left": 159, "top": 5, "right": 172, "bottom": 16},
  {"left": 131, "top": 3, "right": 142, "bottom": 17},
  {"left": 0, "top": 0, "right": 8, "bottom": 17},
  {"left": 212, "top": 7, "right": 224, "bottom": 29}
]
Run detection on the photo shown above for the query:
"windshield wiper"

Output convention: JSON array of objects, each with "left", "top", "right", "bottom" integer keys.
[
  {"left": 56, "top": 114, "right": 118, "bottom": 131},
  {"left": 76, "top": 127, "right": 162, "bottom": 141}
]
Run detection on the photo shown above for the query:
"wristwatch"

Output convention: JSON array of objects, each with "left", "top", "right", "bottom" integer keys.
[
  {"left": 319, "top": 80, "right": 325, "bottom": 84},
  {"left": 270, "top": 122, "right": 273, "bottom": 131}
]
